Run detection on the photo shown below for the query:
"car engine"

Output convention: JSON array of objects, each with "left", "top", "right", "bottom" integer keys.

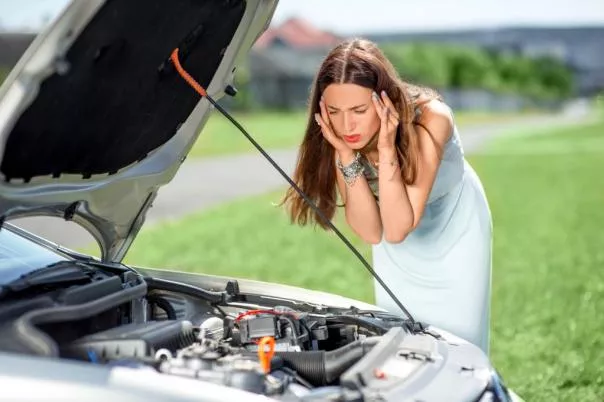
[
  {"left": 0, "top": 262, "right": 511, "bottom": 401},
  {"left": 59, "top": 302, "right": 405, "bottom": 399}
]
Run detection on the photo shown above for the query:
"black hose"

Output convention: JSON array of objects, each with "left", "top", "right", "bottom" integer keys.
[
  {"left": 146, "top": 295, "right": 177, "bottom": 320},
  {"left": 326, "top": 315, "right": 390, "bottom": 335},
  {"left": 11, "top": 282, "right": 147, "bottom": 357},
  {"left": 274, "top": 337, "right": 380, "bottom": 386},
  {"left": 144, "top": 277, "right": 224, "bottom": 304}
]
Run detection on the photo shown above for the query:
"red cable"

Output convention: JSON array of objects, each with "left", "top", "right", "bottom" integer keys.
[{"left": 170, "top": 48, "right": 208, "bottom": 97}]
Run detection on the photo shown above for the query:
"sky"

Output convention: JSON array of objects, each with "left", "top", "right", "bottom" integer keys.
[{"left": 0, "top": 0, "right": 603, "bottom": 33}]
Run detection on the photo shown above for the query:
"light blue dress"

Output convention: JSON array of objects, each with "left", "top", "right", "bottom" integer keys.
[{"left": 362, "top": 110, "right": 493, "bottom": 354}]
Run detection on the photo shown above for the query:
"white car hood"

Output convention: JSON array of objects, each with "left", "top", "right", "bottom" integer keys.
[{"left": 0, "top": 0, "right": 278, "bottom": 262}]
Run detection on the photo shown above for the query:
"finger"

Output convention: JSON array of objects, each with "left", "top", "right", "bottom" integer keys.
[
  {"left": 379, "top": 104, "right": 388, "bottom": 132},
  {"left": 372, "top": 91, "right": 385, "bottom": 109},
  {"left": 385, "top": 107, "right": 395, "bottom": 129},
  {"left": 314, "top": 112, "right": 329, "bottom": 135},
  {"left": 319, "top": 97, "right": 329, "bottom": 120},
  {"left": 372, "top": 92, "right": 387, "bottom": 121},
  {"left": 380, "top": 90, "right": 399, "bottom": 119},
  {"left": 318, "top": 100, "right": 336, "bottom": 134},
  {"left": 315, "top": 112, "right": 339, "bottom": 145},
  {"left": 374, "top": 91, "right": 397, "bottom": 125},
  {"left": 315, "top": 114, "right": 333, "bottom": 142},
  {"left": 388, "top": 111, "right": 400, "bottom": 127},
  {"left": 383, "top": 108, "right": 400, "bottom": 136},
  {"left": 319, "top": 98, "right": 338, "bottom": 132}
]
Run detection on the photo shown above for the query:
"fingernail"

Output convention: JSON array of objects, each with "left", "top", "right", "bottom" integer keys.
[
  {"left": 381, "top": 90, "right": 386, "bottom": 97},
  {"left": 314, "top": 113, "right": 320, "bottom": 125},
  {"left": 372, "top": 91, "right": 378, "bottom": 99}
]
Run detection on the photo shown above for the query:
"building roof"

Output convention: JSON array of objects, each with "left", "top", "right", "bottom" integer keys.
[
  {"left": 254, "top": 17, "right": 342, "bottom": 50},
  {"left": 249, "top": 46, "right": 329, "bottom": 78}
]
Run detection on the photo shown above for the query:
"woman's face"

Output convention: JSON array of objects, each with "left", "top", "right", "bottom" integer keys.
[{"left": 322, "top": 83, "right": 381, "bottom": 150}]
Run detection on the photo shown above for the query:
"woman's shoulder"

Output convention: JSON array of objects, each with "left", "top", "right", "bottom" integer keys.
[
  {"left": 413, "top": 98, "right": 454, "bottom": 145},
  {"left": 414, "top": 96, "right": 452, "bottom": 121}
]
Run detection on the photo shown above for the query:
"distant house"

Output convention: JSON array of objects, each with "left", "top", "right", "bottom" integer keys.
[
  {"left": 248, "top": 18, "right": 343, "bottom": 110},
  {"left": 253, "top": 17, "right": 342, "bottom": 51}
]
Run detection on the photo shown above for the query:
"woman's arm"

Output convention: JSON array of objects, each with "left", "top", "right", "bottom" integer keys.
[
  {"left": 334, "top": 151, "right": 383, "bottom": 244},
  {"left": 376, "top": 146, "right": 415, "bottom": 243},
  {"left": 377, "top": 99, "right": 453, "bottom": 243}
]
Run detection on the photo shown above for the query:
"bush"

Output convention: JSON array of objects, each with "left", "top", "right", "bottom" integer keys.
[{"left": 382, "top": 42, "right": 575, "bottom": 102}]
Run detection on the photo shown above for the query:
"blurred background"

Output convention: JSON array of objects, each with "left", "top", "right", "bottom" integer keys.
[{"left": 1, "top": 1, "right": 603, "bottom": 400}]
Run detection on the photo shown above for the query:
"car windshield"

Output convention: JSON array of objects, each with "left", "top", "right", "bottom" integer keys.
[{"left": 0, "top": 226, "right": 68, "bottom": 285}]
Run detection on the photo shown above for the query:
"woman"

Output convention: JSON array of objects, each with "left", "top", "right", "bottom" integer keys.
[{"left": 282, "top": 38, "right": 493, "bottom": 354}]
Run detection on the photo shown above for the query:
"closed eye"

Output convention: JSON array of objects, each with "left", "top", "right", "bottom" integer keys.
[{"left": 328, "top": 108, "right": 367, "bottom": 115}]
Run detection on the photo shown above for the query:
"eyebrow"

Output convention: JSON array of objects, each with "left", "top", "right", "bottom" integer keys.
[{"left": 326, "top": 103, "right": 368, "bottom": 111}]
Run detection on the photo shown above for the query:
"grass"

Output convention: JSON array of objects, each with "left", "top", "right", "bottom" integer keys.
[
  {"left": 118, "top": 118, "right": 604, "bottom": 400},
  {"left": 189, "top": 110, "right": 308, "bottom": 157},
  {"left": 484, "top": 119, "right": 604, "bottom": 155},
  {"left": 472, "top": 120, "right": 604, "bottom": 400},
  {"left": 189, "top": 108, "right": 543, "bottom": 157},
  {"left": 125, "top": 192, "right": 374, "bottom": 301}
]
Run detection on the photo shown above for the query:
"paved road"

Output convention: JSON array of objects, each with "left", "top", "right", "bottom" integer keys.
[{"left": 13, "top": 111, "right": 592, "bottom": 250}]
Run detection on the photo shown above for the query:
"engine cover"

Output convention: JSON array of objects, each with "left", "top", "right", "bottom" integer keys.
[{"left": 61, "top": 320, "right": 196, "bottom": 361}]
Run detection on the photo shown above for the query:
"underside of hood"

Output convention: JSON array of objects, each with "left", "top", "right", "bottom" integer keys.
[{"left": 0, "top": 0, "right": 278, "bottom": 261}]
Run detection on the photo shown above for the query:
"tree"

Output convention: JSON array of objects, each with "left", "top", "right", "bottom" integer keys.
[
  {"left": 532, "top": 56, "right": 574, "bottom": 100},
  {"left": 382, "top": 41, "right": 575, "bottom": 101},
  {"left": 383, "top": 43, "right": 450, "bottom": 88},
  {"left": 446, "top": 45, "right": 501, "bottom": 91}
]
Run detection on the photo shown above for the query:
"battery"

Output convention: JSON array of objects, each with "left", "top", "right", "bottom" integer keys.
[{"left": 239, "top": 315, "right": 280, "bottom": 343}]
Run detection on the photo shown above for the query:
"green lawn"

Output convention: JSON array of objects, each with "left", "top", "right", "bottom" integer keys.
[
  {"left": 121, "top": 119, "right": 603, "bottom": 400},
  {"left": 189, "top": 108, "right": 544, "bottom": 157},
  {"left": 190, "top": 110, "right": 308, "bottom": 157}
]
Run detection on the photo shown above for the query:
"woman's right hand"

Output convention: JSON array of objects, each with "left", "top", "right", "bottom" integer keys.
[{"left": 315, "top": 98, "right": 354, "bottom": 160}]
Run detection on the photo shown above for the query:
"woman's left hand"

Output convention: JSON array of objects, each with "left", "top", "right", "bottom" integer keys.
[{"left": 372, "top": 90, "right": 400, "bottom": 150}]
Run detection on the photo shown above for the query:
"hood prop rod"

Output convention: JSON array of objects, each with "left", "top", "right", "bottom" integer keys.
[{"left": 167, "top": 48, "right": 417, "bottom": 328}]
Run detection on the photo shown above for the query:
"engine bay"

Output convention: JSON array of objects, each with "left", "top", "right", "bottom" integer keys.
[
  {"left": 0, "top": 258, "right": 515, "bottom": 402},
  {"left": 60, "top": 305, "right": 393, "bottom": 398},
  {"left": 0, "top": 260, "right": 441, "bottom": 400}
]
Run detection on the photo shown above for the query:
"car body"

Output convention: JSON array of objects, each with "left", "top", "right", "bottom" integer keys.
[{"left": 0, "top": 1, "right": 522, "bottom": 401}]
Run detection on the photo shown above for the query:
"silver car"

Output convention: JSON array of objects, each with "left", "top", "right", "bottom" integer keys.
[{"left": 0, "top": 1, "right": 522, "bottom": 401}]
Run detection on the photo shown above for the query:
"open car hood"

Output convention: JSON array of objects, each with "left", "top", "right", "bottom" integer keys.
[{"left": 0, "top": 0, "right": 278, "bottom": 262}]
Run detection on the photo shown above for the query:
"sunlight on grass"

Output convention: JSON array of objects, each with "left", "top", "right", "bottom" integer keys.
[
  {"left": 471, "top": 154, "right": 603, "bottom": 400},
  {"left": 189, "top": 110, "right": 308, "bottom": 157},
  {"left": 125, "top": 193, "right": 374, "bottom": 302},
  {"left": 485, "top": 119, "right": 604, "bottom": 154},
  {"left": 123, "top": 118, "right": 604, "bottom": 401}
]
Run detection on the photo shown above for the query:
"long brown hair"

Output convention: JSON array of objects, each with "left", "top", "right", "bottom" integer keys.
[{"left": 282, "top": 38, "right": 442, "bottom": 229}]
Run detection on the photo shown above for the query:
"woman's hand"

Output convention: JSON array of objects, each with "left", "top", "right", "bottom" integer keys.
[
  {"left": 315, "top": 97, "right": 354, "bottom": 161},
  {"left": 372, "top": 91, "right": 400, "bottom": 151}
]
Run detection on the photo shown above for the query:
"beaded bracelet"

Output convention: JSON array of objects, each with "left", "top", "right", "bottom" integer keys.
[{"left": 336, "top": 152, "right": 365, "bottom": 186}]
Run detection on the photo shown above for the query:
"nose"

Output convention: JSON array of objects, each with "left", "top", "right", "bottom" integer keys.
[{"left": 344, "top": 112, "right": 356, "bottom": 133}]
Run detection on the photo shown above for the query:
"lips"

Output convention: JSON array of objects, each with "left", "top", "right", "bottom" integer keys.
[{"left": 343, "top": 135, "right": 361, "bottom": 143}]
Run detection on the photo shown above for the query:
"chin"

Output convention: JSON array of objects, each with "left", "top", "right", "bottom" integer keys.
[{"left": 346, "top": 143, "right": 365, "bottom": 150}]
